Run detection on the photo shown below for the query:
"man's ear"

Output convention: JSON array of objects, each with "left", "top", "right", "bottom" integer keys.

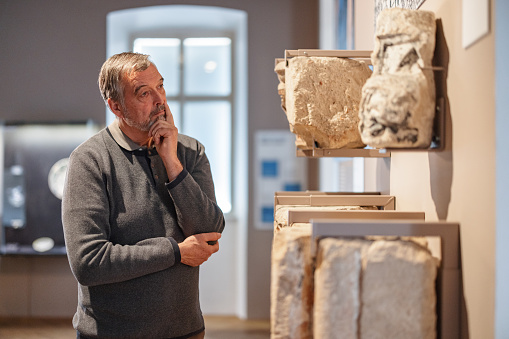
[{"left": 107, "top": 98, "right": 124, "bottom": 119}]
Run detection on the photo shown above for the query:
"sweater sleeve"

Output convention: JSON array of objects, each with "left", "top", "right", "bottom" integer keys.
[
  {"left": 166, "top": 139, "right": 225, "bottom": 238},
  {"left": 62, "top": 141, "right": 178, "bottom": 287}
]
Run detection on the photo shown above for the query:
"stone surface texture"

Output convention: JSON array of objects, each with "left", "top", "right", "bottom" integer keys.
[
  {"left": 270, "top": 201, "right": 438, "bottom": 338},
  {"left": 283, "top": 56, "right": 372, "bottom": 149},
  {"left": 271, "top": 233, "right": 438, "bottom": 338},
  {"left": 359, "top": 8, "right": 437, "bottom": 148},
  {"left": 314, "top": 238, "right": 370, "bottom": 339},
  {"left": 271, "top": 224, "right": 313, "bottom": 339},
  {"left": 360, "top": 239, "right": 438, "bottom": 339}
]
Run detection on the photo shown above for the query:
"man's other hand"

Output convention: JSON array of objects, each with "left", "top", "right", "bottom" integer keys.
[{"left": 178, "top": 232, "right": 221, "bottom": 267}]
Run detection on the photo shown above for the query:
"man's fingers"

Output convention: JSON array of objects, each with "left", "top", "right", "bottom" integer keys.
[
  {"left": 192, "top": 232, "right": 221, "bottom": 249},
  {"left": 178, "top": 233, "right": 221, "bottom": 267},
  {"left": 148, "top": 121, "right": 166, "bottom": 138},
  {"left": 148, "top": 121, "right": 178, "bottom": 146},
  {"left": 197, "top": 232, "right": 222, "bottom": 242}
]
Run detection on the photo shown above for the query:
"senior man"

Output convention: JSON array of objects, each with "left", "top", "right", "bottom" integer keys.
[{"left": 62, "top": 52, "right": 224, "bottom": 339}]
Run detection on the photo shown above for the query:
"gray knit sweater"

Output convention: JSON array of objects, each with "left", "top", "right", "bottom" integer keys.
[{"left": 62, "top": 121, "right": 225, "bottom": 339}]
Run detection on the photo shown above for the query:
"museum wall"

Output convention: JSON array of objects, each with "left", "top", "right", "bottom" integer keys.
[
  {"left": 495, "top": 1, "right": 509, "bottom": 337},
  {"left": 0, "top": 0, "right": 319, "bottom": 318},
  {"left": 356, "top": 0, "right": 496, "bottom": 338}
]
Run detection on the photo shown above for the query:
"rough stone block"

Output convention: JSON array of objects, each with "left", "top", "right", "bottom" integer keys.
[
  {"left": 359, "top": 8, "right": 436, "bottom": 148},
  {"left": 283, "top": 56, "right": 372, "bottom": 149},
  {"left": 270, "top": 224, "right": 313, "bottom": 339},
  {"left": 360, "top": 240, "right": 438, "bottom": 339},
  {"left": 270, "top": 221, "right": 438, "bottom": 339},
  {"left": 314, "top": 238, "right": 371, "bottom": 339}
]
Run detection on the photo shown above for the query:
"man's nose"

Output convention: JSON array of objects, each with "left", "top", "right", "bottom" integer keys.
[{"left": 153, "top": 89, "right": 165, "bottom": 106}]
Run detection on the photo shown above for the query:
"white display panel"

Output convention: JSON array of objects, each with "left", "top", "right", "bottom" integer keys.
[
  {"left": 254, "top": 130, "right": 307, "bottom": 230},
  {"left": 462, "top": 0, "right": 490, "bottom": 49}
]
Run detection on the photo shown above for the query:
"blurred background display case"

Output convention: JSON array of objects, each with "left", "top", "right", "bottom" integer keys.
[{"left": 1, "top": 121, "right": 100, "bottom": 255}]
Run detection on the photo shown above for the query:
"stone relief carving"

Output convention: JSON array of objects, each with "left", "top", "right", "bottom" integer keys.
[{"left": 359, "top": 8, "right": 437, "bottom": 148}]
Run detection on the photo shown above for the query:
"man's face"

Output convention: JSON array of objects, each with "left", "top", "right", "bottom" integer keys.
[{"left": 120, "top": 64, "right": 167, "bottom": 132}]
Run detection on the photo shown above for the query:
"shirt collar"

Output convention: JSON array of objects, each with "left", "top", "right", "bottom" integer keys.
[{"left": 108, "top": 119, "right": 152, "bottom": 152}]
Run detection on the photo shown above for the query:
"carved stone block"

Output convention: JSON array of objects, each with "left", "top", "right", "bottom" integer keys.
[
  {"left": 282, "top": 56, "right": 372, "bottom": 149},
  {"left": 359, "top": 8, "right": 436, "bottom": 148}
]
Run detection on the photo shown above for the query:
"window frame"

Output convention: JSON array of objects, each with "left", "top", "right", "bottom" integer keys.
[{"left": 130, "top": 30, "right": 236, "bottom": 214}]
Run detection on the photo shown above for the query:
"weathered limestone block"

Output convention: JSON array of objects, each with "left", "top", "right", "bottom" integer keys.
[
  {"left": 314, "top": 238, "right": 371, "bottom": 339},
  {"left": 271, "top": 228, "right": 438, "bottom": 338},
  {"left": 284, "top": 56, "right": 372, "bottom": 149},
  {"left": 271, "top": 224, "right": 313, "bottom": 339},
  {"left": 360, "top": 240, "right": 438, "bottom": 339},
  {"left": 359, "top": 8, "right": 436, "bottom": 148},
  {"left": 274, "top": 205, "right": 377, "bottom": 231}
]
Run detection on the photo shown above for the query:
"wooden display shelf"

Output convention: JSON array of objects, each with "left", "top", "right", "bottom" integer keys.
[
  {"left": 296, "top": 147, "right": 390, "bottom": 158},
  {"left": 287, "top": 209, "right": 424, "bottom": 225},
  {"left": 274, "top": 193, "right": 395, "bottom": 210},
  {"left": 275, "top": 191, "right": 380, "bottom": 197}
]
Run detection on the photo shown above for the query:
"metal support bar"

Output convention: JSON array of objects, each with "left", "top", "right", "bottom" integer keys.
[
  {"left": 274, "top": 194, "right": 395, "bottom": 210},
  {"left": 287, "top": 210, "right": 424, "bottom": 225}
]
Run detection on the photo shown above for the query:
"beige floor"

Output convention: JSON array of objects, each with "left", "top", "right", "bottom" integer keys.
[{"left": 0, "top": 316, "right": 270, "bottom": 339}]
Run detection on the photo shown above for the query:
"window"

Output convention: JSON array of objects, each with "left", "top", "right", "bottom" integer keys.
[
  {"left": 319, "top": 0, "right": 364, "bottom": 193},
  {"left": 107, "top": 4, "right": 247, "bottom": 316},
  {"left": 133, "top": 37, "right": 233, "bottom": 213}
]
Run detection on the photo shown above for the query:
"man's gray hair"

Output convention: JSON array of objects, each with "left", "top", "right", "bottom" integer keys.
[{"left": 98, "top": 52, "right": 152, "bottom": 107}]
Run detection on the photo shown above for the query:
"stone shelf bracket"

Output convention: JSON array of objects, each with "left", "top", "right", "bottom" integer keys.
[{"left": 311, "top": 219, "right": 461, "bottom": 339}]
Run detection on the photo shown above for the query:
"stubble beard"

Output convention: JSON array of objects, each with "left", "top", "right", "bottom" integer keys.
[{"left": 123, "top": 104, "right": 166, "bottom": 132}]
